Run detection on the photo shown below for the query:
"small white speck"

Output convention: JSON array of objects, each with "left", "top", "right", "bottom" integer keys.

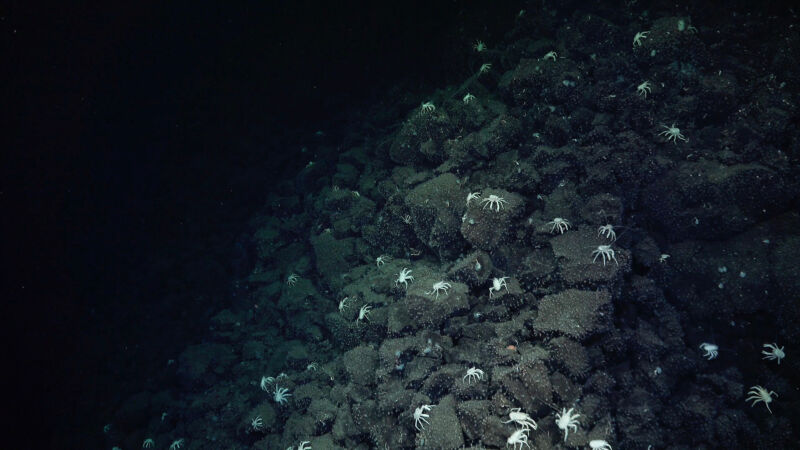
[{"left": 739, "top": 271, "right": 746, "bottom": 278}]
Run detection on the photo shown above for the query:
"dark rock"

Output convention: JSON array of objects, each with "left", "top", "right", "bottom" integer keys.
[
  {"left": 456, "top": 400, "right": 491, "bottom": 441},
  {"left": 533, "top": 289, "right": 613, "bottom": 340},
  {"left": 177, "top": 343, "right": 236, "bottom": 386},
  {"left": 404, "top": 173, "right": 467, "bottom": 258},
  {"left": 389, "top": 108, "right": 456, "bottom": 165},
  {"left": 642, "top": 161, "right": 795, "bottom": 242},
  {"left": 460, "top": 189, "right": 525, "bottom": 251},
  {"left": 310, "top": 232, "right": 358, "bottom": 290},
  {"left": 417, "top": 395, "right": 465, "bottom": 449},
  {"left": 548, "top": 336, "right": 590, "bottom": 380},
  {"left": 342, "top": 345, "right": 378, "bottom": 386},
  {"left": 447, "top": 250, "right": 494, "bottom": 288},
  {"left": 549, "top": 227, "right": 631, "bottom": 286},
  {"left": 403, "top": 277, "right": 470, "bottom": 330}
]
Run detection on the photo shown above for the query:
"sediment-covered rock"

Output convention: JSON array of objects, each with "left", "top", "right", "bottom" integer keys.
[
  {"left": 533, "top": 289, "right": 613, "bottom": 340},
  {"left": 460, "top": 189, "right": 525, "bottom": 251},
  {"left": 404, "top": 173, "right": 467, "bottom": 258}
]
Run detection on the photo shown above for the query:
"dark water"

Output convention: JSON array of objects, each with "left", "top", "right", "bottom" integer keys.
[{"left": 8, "top": 0, "right": 799, "bottom": 448}]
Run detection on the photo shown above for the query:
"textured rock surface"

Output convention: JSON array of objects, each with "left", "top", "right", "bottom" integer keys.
[
  {"left": 460, "top": 189, "right": 525, "bottom": 251},
  {"left": 533, "top": 289, "right": 612, "bottom": 340},
  {"left": 404, "top": 173, "right": 467, "bottom": 258}
]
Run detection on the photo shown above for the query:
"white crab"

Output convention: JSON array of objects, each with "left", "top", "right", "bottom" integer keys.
[
  {"left": 659, "top": 253, "right": 670, "bottom": 264},
  {"left": 637, "top": 81, "right": 652, "bottom": 98},
  {"left": 260, "top": 376, "right": 275, "bottom": 391},
  {"left": 297, "top": 441, "right": 312, "bottom": 450},
  {"left": 489, "top": 277, "right": 509, "bottom": 298},
  {"left": 251, "top": 416, "right": 264, "bottom": 431},
  {"left": 555, "top": 407, "right": 580, "bottom": 442},
  {"left": 421, "top": 101, "right": 435, "bottom": 113},
  {"left": 699, "top": 342, "right": 719, "bottom": 360},
  {"left": 590, "top": 440, "right": 612, "bottom": 450},
  {"left": 597, "top": 224, "right": 616, "bottom": 241},
  {"left": 746, "top": 385, "right": 777, "bottom": 413},
  {"left": 357, "top": 304, "right": 371, "bottom": 323},
  {"left": 376, "top": 255, "right": 390, "bottom": 267},
  {"left": 592, "top": 245, "right": 618, "bottom": 265},
  {"left": 286, "top": 274, "right": 299, "bottom": 286},
  {"left": 481, "top": 194, "right": 508, "bottom": 211},
  {"left": 463, "top": 93, "right": 476, "bottom": 104},
  {"left": 633, "top": 31, "right": 649, "bottom": 47},
  {"left": 414, "top": 405, "right": 433, "bottom": 430},
  {"left": 543, "top": 50, "right": 557, "bottom": 61},
  {"left": 273, "top": 386, "right": 292, "bottom": 405},
  {"left": 426, "top": 281, "right": 452, "bottom": 299},
  {"left": 466, "top": 191, "right": 481, "bottom": 205},
  {"left": 479, "top": 63, "right": 492, "bottom": 74},
  {"left": 395, "top": 268, "right": 414, "bottom": 289},
  {"left": 507, "top": 428, "right": 530, "bottom": 450},
  {"left": 473, "top": 40, "right": 486, "bottom": 52},
  {"left": 762, "top": 343, "right": 785, "bottom": 364},
  {"left": 659, "top": 123, "right": 687, "bottom": 143},
  {"left": 338, "top": 296, "right": 351, "bottom": 312},
  {"left": 502, "top": 408, "right": 538, "bottom": 431},
  {"left": 547, "top": 218, "right": 571, "bottom": 234},
  {"left": 463, "top": 367, "right": 484, "bottom": 384}
]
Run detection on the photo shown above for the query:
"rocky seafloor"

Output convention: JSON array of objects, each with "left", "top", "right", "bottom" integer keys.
[{"left": 105, "top": 3, "right": 799, "bottom": 449}]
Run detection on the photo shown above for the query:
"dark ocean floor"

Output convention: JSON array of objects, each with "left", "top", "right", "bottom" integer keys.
[{"left": 99, "top": 3, "right": 799, "bottom": 449}]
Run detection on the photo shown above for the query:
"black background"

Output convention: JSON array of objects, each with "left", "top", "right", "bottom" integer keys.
[{"left": 4, "top": 0, "right": 517, "bottom": 446}]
